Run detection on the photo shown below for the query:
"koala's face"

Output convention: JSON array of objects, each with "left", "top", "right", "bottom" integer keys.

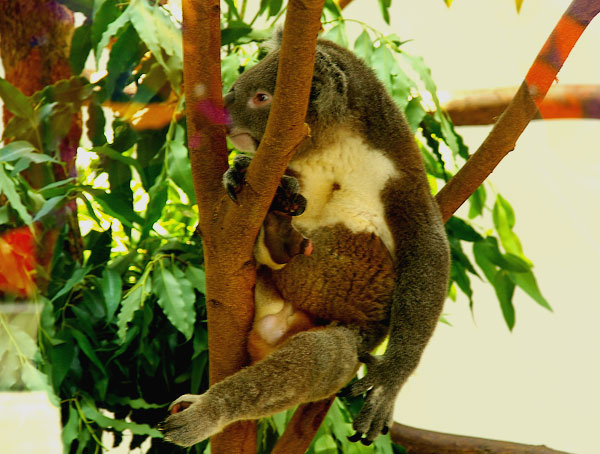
[{"left": 224, "top": 51, "right": 280, "bottom": 152}]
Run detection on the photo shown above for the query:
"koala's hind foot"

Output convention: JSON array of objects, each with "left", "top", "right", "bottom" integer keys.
[{"left": 159, "top": 394, "right": 227, "bottom": 447}]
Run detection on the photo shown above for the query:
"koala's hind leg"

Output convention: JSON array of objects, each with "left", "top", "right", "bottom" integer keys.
[{"left": 160, "top": 325, "right": 362, "bottom": 447}]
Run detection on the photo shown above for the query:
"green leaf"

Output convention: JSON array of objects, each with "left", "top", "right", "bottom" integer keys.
[
  {"left": 450, "top": 261, "right": 473, "bottom": 301},
  {"left": 70, "top": 329, "right": 107, "bottom": 374},
  {"left": 468, "top": 185, "right": 486, "bottom": 218},
  {"left": 372, "top": 45, "right": 398, "bottom": 91},
  {"left": 509, "top": 270, "right": 552, "bottom": 311},
  {"left": 0, "top": 78, "right": 34, "bottom": 119},
  {"left": 33, "top": 196, "right": 66, "bottom": 222},
  {"left": 70, "top": 21, "right": 93, "bottom": 74},
  {"left": 167, "top": 126, "right": 196, "bottom": 203},
  {"left": 117, "top": 268, "right": 152, "bottom": 340},
  {"left": 493, "top": 194, "right": 524, "bottom": 256},
  {"left": 128, "top": 0, "right": 182, "bottom": 81},
  {"left": 90, "top": 188, "right": 144, "bottom": 228},
  {"left": 95, "top": 2, "right": 131, "bottom": 65},
  {"left": 492, "top": 270, "right": 516, "bottom": 330},
  {"left": 81, "top": 399, "right": 162, "bottom": 437},
  {"left": 185, "top": 265, "right": 206, "bottom": 294},
  {"left": 446, "top": 216, "right": 483, "bottom": 242},
  {"left": 323, "top": 23, "right": 349, "bottom": 48},
  {"left": 102, "top": 268, "right": 122, "bottom": 323},
  {"left": 61, "top": 404, "right": 79, "bottom": 454},
  {"left": 153, "top": 260, "right": 196, "bottom": 339},
  {"left": 404, "top": 97, "right": 426, "bottom": 132},
  {"left": 0, "top": 141, "right": 36, "bottom": 162},
  {"left": 0, "top": 166, "right": 33, "bottom": 225},
  {"left": 378, "top": 0, "right": 391, "bottom": 24},
  {"left": 222, "top": 22, "right": 253, "bottom": 46},
  {"left": 221, "top": 53, "right": 241, "bottom": 93},
  {"left": 353, "top": 30, "right": 374, "bottom": 65},
  {"left": 50, "top": 264, "right": 92, "bottom": 303},
  {"left": 50, "top": 341, "right": 76, "bottom": 388}
]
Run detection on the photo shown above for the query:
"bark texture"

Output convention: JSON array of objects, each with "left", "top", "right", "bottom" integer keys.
[
  {"left": 182, "top": 0, "right": 324, "bottom": 452},
  {"left": 391, "top": 423, "right": 571, "bottom": 454}
]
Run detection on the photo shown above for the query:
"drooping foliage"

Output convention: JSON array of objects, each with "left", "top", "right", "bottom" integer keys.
[{"left": 0, "top": 1, "right": 549, "bottom": 453}]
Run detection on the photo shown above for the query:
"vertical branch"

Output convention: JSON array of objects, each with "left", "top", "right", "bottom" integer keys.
[
  {"left": 182, "top": 0, "right": 324, "bottom": 453},
  {"left": 435, "top": 0, "right": 600, "bottom": 221}
]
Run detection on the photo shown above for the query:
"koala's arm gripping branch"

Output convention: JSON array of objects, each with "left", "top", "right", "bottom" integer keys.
[
  {"left": 240, "top": 0, "right": 324, "bottom": 232},
  {"left": 436, "top": 0, "right": 600, "bottom": 222}
]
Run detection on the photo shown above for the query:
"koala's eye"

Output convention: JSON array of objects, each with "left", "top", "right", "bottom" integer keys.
[{"left": 249, "top": 91, "right": 272, "bottom": 108}]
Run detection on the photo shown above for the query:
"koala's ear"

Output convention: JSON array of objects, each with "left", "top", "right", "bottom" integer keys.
[
  {"left": 310, "top": 48, "right": 348, "bottom": 121},
  {"left": 262, "top": 27, "right": 284, "bottom": 53}
]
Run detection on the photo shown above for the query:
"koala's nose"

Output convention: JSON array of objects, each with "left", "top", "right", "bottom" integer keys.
[{"left": 223, "top": 91, "right": 234, "bottom": 108}]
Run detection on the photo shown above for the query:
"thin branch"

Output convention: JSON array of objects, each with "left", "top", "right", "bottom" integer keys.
[
  {"left": 390, "top": 423, "right": 571, "bottom": 454},
  {"left": 272, "top": 399, "right": 334, "bottom": 454},
  {"left": 443, "top": 84, "right": 600, "bottom": 125},
  {"left": 435, "top": 0, "right": 600, "bottom": 222}
]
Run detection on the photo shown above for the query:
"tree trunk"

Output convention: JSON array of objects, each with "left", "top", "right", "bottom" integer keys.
[{"left": 0, "top": 0, "right": 83, "bottom": 273}]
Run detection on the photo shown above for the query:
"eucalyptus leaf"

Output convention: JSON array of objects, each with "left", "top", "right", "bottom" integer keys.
[
  {"left": 0, "top": 141, "right": 37, "bottom": 162},
  {"left": 33, "top": 196, "right": 65, "bottom": 222},
  {"left": 117, "top": 268, "right": 152, "bottom": 340},
  {"left": 493, "top": 270, "right": 516, "bottom": 330},
  {"left": 0, "top": 166, "right": 33, "bottom": 225},
  {"left": 81, "top": 400, "right": 162, "bottom": 437},
  {"left": 102, "top": 268, "right": 123, "bottom": 323},
  {"left": 0, "top": 78, "right": 34, "bottom": 119},
  {"left": 153, "top": 261, "right": 195, "bottom": 340},
  {"left": 509, "top": 270, "right": 552, "bottom": 311}
]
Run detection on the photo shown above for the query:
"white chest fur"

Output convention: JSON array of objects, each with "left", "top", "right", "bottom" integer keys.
[{"left": 288, "top": 131, "right": 400, "bottom": 253}]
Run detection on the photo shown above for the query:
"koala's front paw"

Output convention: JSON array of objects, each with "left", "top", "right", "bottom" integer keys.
[
  {"left": 158, "top": 394, "right": 225, "bottom": 447},
  {"left": 340, "top": 354, "right": 399, "bottom": 445},
  {"left": 271, "top": 175, "right": 307, "bottom": 216},
  {"left": 223, "top": 154, "right": 252, "bottom": 202}
]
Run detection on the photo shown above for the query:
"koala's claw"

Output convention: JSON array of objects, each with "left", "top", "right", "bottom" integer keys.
[
  {"left": 223, "top": 154, "right": 252, "bottom": 202},
  {"left": 272, "top": 190, "right": 307, "bottom": 216},
  {"left": 347, "top": 432, "right": 363, "bottom": 442}
]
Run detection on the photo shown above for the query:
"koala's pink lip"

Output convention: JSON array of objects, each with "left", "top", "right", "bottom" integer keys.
[{"left": 228, "top": 131, "right": 257, "bottom": 152}]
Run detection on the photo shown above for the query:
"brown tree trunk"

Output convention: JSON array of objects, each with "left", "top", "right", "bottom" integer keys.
[
  {"left": 0, "top": 0, "right": 83, "bottom": 268},
  {"left": 182, "top": 0, "right": 323, "bottom": 453}
]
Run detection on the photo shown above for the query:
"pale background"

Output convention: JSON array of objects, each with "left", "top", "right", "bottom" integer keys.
[{"left": 340, "top": 1, "right": 600, "bottom": 453}]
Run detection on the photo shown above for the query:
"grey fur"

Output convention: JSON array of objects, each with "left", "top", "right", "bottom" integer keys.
[{"left": 160, "top": 38, "right": 450, "bottom": 446}]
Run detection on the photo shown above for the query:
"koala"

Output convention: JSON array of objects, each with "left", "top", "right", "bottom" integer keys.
[{"left": 160, "top": 36, "right": 450, "bottom": 446}]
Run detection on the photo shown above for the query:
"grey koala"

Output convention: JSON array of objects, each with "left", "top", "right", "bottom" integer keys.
[{"left": 159, "top": 35, "right": 450, "bottom": 447}]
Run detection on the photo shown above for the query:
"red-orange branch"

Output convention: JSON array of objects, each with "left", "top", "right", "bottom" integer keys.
[
  {"left": 436, "top": 0, "right": 600, "bottom": 222},
  {"left": 443, "top": 84, "right": 600, "bottom": 126}
]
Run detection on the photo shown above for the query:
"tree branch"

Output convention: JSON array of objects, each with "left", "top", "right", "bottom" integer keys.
[
  {"left": 435, "top": 0, "right": 600, "bottom": 222},
  {"left": 443, "top": 84, "right": 600, "bottom": 126},
  {"left": 390, "top": 423, "right": 571, "bottom": 454},
  {"left": 182, "top": 0, "right": 323, "bottom": 453}
]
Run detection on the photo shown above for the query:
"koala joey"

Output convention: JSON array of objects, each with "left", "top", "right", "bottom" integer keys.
[{"left": 160, "top": 36, "right": 450, "bottom": 447}]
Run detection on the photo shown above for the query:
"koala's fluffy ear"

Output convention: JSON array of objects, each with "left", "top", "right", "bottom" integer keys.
[
  {"left": 310, "top": 47, "right": 348, "bottom": 122},
  {"left": 262, "top": 27, "right": 284, "bottom": 53}
]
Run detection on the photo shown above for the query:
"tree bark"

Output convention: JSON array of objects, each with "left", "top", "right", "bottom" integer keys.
[
  {"left": 182, "top": 0, "right": 323, "bottom": 453},
  {"left": 443, "top": 84, "right": 600, "bottom": 126},
  {"left": 390, "top": 423, "right": 571, "bottom": 454},
  {"left": 436, "top": 0, "right": 600, "bottom": 222}
]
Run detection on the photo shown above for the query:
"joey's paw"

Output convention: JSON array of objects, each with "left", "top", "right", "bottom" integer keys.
[
  {"left": 343, "top": 354, "right": 399, "bottom": 444},
  {"left": 271, "top": 175, "right": 306, "bottom": 216},
  {"left": 158, "top": 394, "right": 224, "bottom": 447},
  {"left": 223, "top": 155, "right": 252, "bottom": 202}
]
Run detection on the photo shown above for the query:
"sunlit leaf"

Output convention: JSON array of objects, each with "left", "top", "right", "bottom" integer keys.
[
  {"left": 493, "top": 270, "right": 516, "bottom": 330},
  {"left": 493, "top": 194, "right": 525, "bottom": 256},
  {"left": 509, "top": 270, "right": 552, "bottom": 311},
  {"left": 516, "top": 0, "right": 524, "bottom": 13},
  {"left": 117, "top": 268, "right": 152, "bottom": 340},
  {"left": 81, "top": 399, "right": 162, "bottom": 437}
]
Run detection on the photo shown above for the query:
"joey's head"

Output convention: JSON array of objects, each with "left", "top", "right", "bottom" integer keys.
[
  {"left": 255, "top": 211, "right": 313, "bottom": 270},
  {"left": 224, "top": 37, "right": 350, "bottom": 152}
]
